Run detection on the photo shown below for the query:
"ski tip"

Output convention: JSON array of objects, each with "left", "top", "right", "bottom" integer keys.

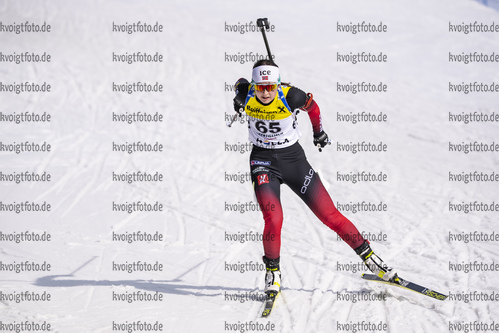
[{"left": 425, "top": 289, "right": 448, "bottom": 301}]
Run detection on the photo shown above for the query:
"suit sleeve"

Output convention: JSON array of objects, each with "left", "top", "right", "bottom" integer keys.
[{"left": 286, "top": 87, "right": 323, "bottom": 134}]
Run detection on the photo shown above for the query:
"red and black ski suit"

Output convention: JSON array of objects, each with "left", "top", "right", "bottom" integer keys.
[{"left": 236, "top": 82, "right": 366, "bottom": 260}]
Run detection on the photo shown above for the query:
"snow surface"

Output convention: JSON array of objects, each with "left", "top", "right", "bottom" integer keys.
[
  {"left": 475, "top": 0, "right": 499, "bottom": 11},
  {"left": 1, "top": 0, "right": 499, "bottom": 332}
]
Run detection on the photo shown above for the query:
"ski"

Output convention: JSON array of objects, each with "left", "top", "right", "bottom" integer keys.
[
  {"left": 361, "top": 273, "right": 448, "bottom": 301},
  {"left": 261, "top": 291, "right": 279, "bottom": 317}
]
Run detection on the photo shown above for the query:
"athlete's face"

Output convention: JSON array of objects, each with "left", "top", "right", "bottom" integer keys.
[{"left": 255, "top": 83, "right": 278, "bottom": 104}]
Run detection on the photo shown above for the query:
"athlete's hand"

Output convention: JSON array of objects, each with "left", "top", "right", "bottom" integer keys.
[
  {"left": 233, "top": 78, "right": 249, "bottom": 115},
  {"left": 233, "top": 95, "right": 245, "bottom": 115},
  {"left": 313, "top": 131, "right": 331, "bottom": 152}
]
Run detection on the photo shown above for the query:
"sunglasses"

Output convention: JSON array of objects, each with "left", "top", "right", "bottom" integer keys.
[{"left": 254, "top": 83, "right": 277, "bottom": 92}]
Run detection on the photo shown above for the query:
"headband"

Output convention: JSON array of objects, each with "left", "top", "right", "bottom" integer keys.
[{"left": 252, "top": 65, "right": 280, "bottom": 84}]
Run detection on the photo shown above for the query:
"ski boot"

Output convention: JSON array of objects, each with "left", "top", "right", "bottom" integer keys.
[
  {"left": 263, "top": 256, "right": 281, "bottom": 295},
  {"left": 355, "top": 241, "right": 399, "bottom": 283}
]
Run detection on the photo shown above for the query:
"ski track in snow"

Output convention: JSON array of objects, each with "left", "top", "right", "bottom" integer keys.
[{"left": 1, "top": 0, "right": 499, "bottom": 332}]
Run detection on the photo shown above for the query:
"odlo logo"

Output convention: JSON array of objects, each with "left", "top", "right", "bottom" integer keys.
[
  {"left": 258, "top": 174, "right": 269, "bottom": 185},
  {"left": 300, "top": 169, "right": 314, "bottom": 194}
]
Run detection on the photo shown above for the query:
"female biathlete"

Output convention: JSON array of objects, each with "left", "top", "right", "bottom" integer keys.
[{"left": 232, "top": 59, "right": 397, "bottom": 295}]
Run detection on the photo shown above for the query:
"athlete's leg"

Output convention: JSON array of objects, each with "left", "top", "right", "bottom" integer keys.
[
  {"left": 249, "top": 148, "right": 285, "bottom": 260},
  {"left": 281, "top": 144, "right": 366, "bottom": 250},
  {"left": 252, "top": 169, "right": 283, "bottom": 260},
  {"left": 277, "top": 143, "right": 397, "bottom": 281}
]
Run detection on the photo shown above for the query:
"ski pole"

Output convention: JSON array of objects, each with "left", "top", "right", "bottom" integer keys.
[
  {"left": 226, "top": 113, "right": 240, "bottom": 127},
  {"left": 228, "top": 18, "right": 272, "bottom": 128},
  {"left": 256, "top": 18, "right": 273, "bottom": 61}
]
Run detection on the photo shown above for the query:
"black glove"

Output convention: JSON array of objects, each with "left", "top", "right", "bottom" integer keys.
[
  {"left": 233, "top": 78, "right": 249, "bottom": 115},
  {"left": 313, "top": 131, "right": 330, "bottom": 152},
  {"left": 233, "top": 95, "right": 245, "bottom": 115}
]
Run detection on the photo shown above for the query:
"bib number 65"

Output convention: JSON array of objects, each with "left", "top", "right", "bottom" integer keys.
[{"left": 255, "top": 121, "right": 281, "bottom": 134}]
